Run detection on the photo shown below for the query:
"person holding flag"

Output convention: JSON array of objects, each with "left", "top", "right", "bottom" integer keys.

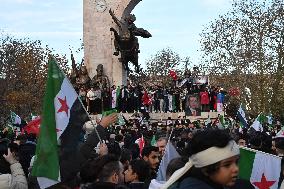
[{"left": 31, "top": 57, "right": 118, "bottom": 188}]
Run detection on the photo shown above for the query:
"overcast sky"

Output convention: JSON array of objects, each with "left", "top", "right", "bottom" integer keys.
[{"left": 0, "top": 0, "right": 233, "bottom": 68}]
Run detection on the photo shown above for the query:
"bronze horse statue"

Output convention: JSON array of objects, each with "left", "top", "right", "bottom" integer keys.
[{"left": 109, "top": 9, "right": 152, "bottom": 73}]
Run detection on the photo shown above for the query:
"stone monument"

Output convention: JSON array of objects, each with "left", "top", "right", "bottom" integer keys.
[{"left": 83, "top": 0, "right": 145, "bottom": 86}]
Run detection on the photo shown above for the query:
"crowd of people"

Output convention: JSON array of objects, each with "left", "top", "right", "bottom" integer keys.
[
  {"left": 79, "top": 82, "right": 226, "bottom": 116},
  {"left": 0, "top": 111, "right": 283, "bottom": 189}
]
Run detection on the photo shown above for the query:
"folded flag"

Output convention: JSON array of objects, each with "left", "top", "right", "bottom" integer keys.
[
  {"left": 31, "top": 57, "right": 89, "bottom": 188},
  {"left": 239, "top": 147, "right": 282, "bottom": 189}
]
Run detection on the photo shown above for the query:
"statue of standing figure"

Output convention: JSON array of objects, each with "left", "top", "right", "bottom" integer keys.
[
  {"left": 70, "top": 52, "right": 91, "bottom": 91},
  {"left": 91, "top": 64, "right": 111, "bottom": 111},
  {"left": 109, "top": 9, "right": 152, "bottom": 73}
]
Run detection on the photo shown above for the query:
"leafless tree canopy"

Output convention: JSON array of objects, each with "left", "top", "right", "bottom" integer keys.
[{"left": 200, "top": 0, "right": 284, "bottom": 118}]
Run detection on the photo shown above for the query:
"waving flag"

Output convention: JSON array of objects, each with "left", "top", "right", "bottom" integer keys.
[
  {"left": 251, "top": 113, "right": 266, "bottom": 132},
  {"left": 22, "top": 117, "right": 41, "bottom": 136},
  {"left": 10, "top": 111, "right": 22, "bottom": 125},
  {"left": 31, "top": 58, "right": 89, "bottom": 188},
  {"left": 156, "top": 141, "right": 180, "bottom": 181},
  {"left": 239, "top": 147, "right": 281, "bottom": 189},
  {"left": 237, "top": 105, "right": 248, "bottom": 128}
]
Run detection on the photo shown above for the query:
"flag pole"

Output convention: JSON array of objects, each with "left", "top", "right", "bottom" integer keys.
[{"left": 52, "top": 57, "right": 102, "bottom": 143}]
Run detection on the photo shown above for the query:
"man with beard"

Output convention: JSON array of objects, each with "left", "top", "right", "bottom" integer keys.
[
  {"left": 81, "top": 154, "right": 126, "bottom": 189},
  {"left": 142, "top": 146, "right": 160, "bottom": 178}
]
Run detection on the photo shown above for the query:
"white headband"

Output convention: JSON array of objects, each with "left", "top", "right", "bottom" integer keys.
[
  {"left": 190, "top": 140, "right": 240, "bottom": 168},
  {"left": 161, "top": 140, "right": 240, "bottom": 189}
]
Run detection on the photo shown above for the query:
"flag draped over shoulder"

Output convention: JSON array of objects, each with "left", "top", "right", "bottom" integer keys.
[
  {"left": 32, "top": 58, "right": 89, "bottom": 188},
  {"left": 239, "top": 147, "right": 282, "bottom": 189}
]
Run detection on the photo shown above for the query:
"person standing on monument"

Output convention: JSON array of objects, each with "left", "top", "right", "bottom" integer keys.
[
  {"left": 79, "top": 87, "right": 87, "bottom": 108},
  {"left": 92, "top": 64, "right": 110, "bottom": 112},
  {"left": 70, "top": 52, "right": 90, "bottom": 91},
  {"left": 93, "top": 86, "right": 102, "bottom": 114},
  {"left": 87, "top": 87, "right": 96, "bottom": 114}
]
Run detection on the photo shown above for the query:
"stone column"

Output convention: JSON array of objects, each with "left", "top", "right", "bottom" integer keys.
[{"left": 83, "top": 0, "right": 141, "bottom": 86}]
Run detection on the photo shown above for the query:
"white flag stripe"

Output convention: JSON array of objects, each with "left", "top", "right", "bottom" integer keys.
[
  {"left": 250, "top": 153, "right": 281, "bottom": 189},
  {"left": 54, "top": 78, "right": 77, "bottom": 140},
  {"left": 37, "top": 177, "right": 59, "bottom": 189},
  {"left": 251, "top": 116, "right": 263, "bottom": 132}
]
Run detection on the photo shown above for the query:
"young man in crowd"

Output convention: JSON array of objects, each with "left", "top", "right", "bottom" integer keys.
[
  {"left": 124, "top": 159, "right": 150, "bottom": 189},
  {"left": 80, "top": 154, "right": 125, "bottom": 189},
  {"left": 141, "top": 146, "right": 160, "bottom": 178}
]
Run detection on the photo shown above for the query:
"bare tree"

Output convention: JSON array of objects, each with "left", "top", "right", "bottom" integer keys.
[
  {"left": 0, "top": 34, "right": 69, "bottom": 123},
  {"left": 200, "top": 0, "right": 284, "bottom": 118}
]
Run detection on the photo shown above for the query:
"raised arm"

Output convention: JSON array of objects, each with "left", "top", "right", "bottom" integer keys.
[
  {"left": 71, "top": 52, "right": 79, "bottom": 76},
  {"left": 109, "top": 9, "right": 122, "bottom": 29}
]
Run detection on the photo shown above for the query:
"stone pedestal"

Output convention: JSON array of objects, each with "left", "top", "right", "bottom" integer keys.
[{"left": 83, "top": 0, "right": 141, "bottom": 86}]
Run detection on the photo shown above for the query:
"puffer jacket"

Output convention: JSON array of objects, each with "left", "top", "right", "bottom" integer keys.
[{"left": 0, "top": 162, "right": 28, "bottom": 189}]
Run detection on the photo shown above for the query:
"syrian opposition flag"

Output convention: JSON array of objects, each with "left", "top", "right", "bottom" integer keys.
[
  {"left": 239, "top": 147, "right": 282, "bottom": 189},
  {"left": 237, "top": 105, "right": 248, "bottom": 128},
  {"left": 31, "top": 58, "right": 89, "bottom": 188},
  {"left": 251, "top": 113, "right": 266, "bottom": 132},
  {"left": 10, "top": 111, "right": 22, "bottom": 125}
]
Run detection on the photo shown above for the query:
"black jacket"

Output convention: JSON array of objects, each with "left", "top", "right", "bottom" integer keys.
[
  {"left": 86, "top": 182, "right": 128, "bottom": 189},
  {"left": 79, "top": 124, "right": 108, "bottom": 161}
]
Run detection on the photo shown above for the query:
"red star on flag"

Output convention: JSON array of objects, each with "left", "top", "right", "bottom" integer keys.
[
  {"left": 57, "top": 96, "right": 69, "bottom": 116},
  {"left": 252, "top": 173, "right": 276, "bottom": 189}
]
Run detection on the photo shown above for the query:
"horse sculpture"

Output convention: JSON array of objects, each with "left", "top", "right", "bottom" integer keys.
[{"left": 109, "top": 9, "right": 152, "bottom": 73}]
